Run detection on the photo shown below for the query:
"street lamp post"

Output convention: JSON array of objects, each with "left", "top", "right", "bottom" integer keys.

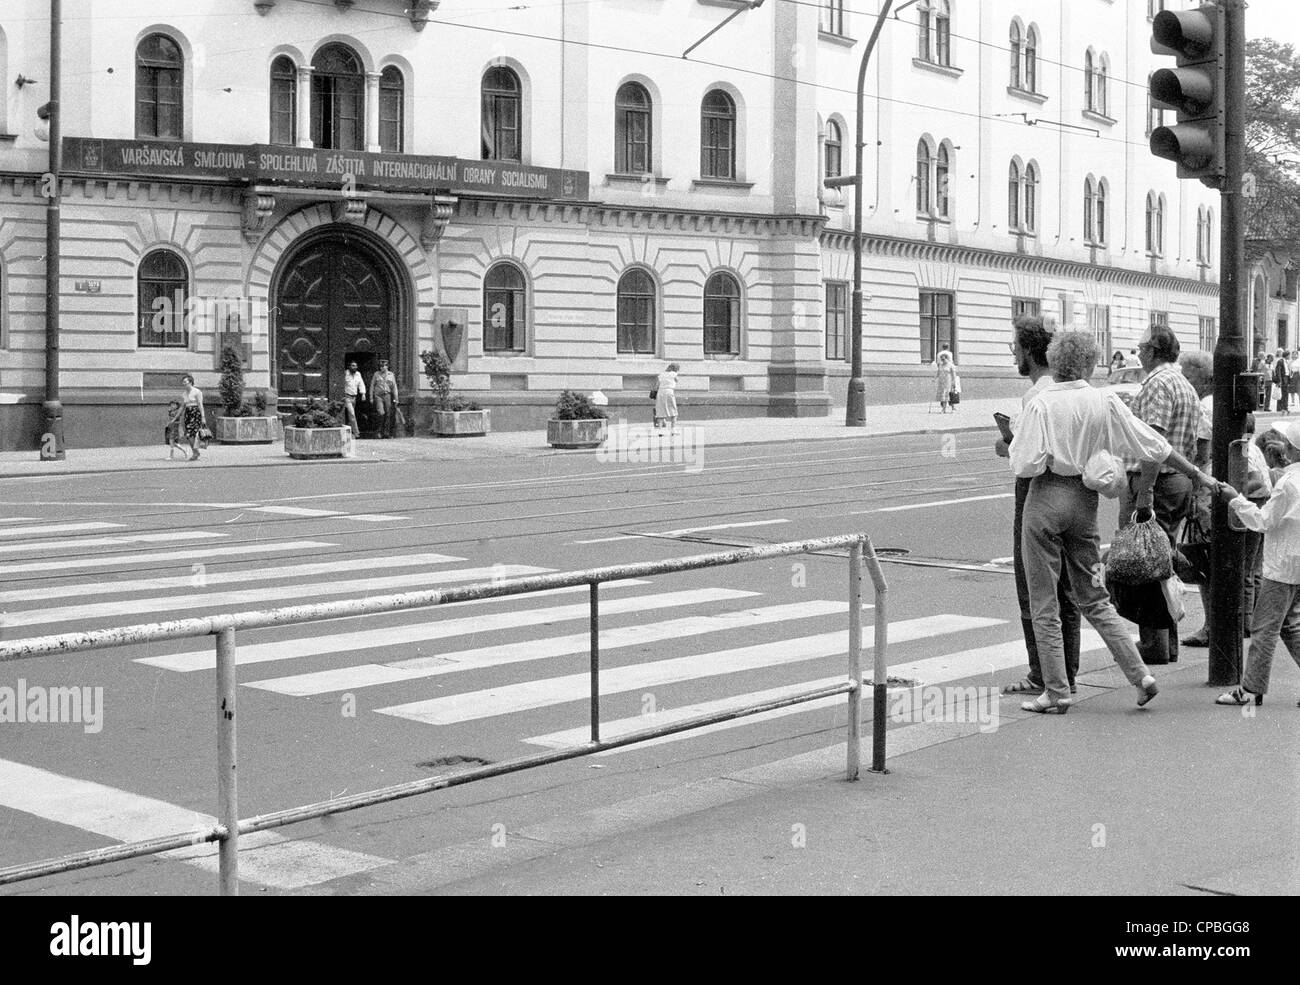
[{"left": 831, "top": 0, "right": 903, "bottom": 426}]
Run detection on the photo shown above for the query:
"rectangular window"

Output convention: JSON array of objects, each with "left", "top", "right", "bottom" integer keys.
[
  {"left": 617, "top": 296, "right": 655, "bottom": 354},
  {"left": 379, "top": 87, "right": 403, "bottom": 153},
  {"left": 820, "top": 0, "right": 844, "bottom": 36},
  {"left": 919, "top": 290, "right": 955, "bottom": 364},
  {"left": 138, "top": 285, "right": 189, "bottom": 349},
  {"left": 1150, "top": 309, "right": 1169, "bottom": 328},
  {"left": 1199, "top": 316, "right": 1217, "bottom": 351},
  {"left": 1058, "top": 293, "right": 1073, "bottom": 327},
  {"left": 825, "top": 281, "right": 848, "bottom": 361},
  {"left": 484, "top": 290, "right": 526, "bottom": 352},
  {"left": 1012, "top": 297, "right": 1040, "bottom": 319},
  {"left": 1279, "top": 318, "right": 1289, "bottom": 349},
  {"left": 1088, "top": 304, "right": 1111, "bottom": 365}
]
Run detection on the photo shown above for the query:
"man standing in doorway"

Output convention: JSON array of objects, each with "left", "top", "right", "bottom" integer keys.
[
  {"left": 371, "top": 359, "right": 399, "bottom": 439},
  {"left": 996, "top": 316, "right": 1082, "bottom": 695},
  {"left": 344, "top": 360, "right": 367, "bottom": 438},
  {"left": 1120, "top": 324, "right": 1200, "bottom": 665}
]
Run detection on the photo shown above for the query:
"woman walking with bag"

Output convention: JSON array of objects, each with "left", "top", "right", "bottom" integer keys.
[
  {"left": 1009, "top": 331, "right": 1211, "bottom": 714},
  {"left": 934, "top": 348, "right": 960, "bottom": 413},
  {"left": 654, "top": 363, "right": 679, "bottom": 434},
  {"left": 179, "top": 373, "right": 207, "bottom": 462}
]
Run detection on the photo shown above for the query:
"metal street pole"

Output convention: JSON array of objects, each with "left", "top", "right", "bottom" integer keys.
[
  {"left": 1208, "top": 0, "right": 1247, "bottom": 686},
  {"left": 41, "top": 0, "right": 66, "bottom": 460},
  {"left": 844, "top": 0, "right": 898, "bottom": 426}
]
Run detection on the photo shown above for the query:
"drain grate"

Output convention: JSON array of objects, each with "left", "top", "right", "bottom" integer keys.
[{"left": 416, "top": 755, "right": 494, "bottom": 770}]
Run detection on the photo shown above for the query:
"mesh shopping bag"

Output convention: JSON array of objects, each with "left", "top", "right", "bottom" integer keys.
[{"left": 1104, "top": 511, "right": 1174, "bottom": 585}]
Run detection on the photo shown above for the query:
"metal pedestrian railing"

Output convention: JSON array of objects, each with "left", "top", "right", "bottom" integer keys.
[{"left": 0, "top": 533, "right": 890, "bottom": 895}]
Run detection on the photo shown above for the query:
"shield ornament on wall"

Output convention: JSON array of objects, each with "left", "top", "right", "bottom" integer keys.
[
  {"left": 433, "top": 307, "right": 470, "bottom": 371},
  {"left": 441, "top": 319, "right": 464, "bottom": 364}
]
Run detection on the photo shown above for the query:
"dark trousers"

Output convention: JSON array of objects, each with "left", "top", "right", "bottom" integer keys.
[
  {"left": 373, "top": 393, "right": 396, "bottom": 438},
  {"left": 1280, "top": 385, "right": 1290, "bottom": 413},
  {"left": 1014, "top": 477, "right": 1081, "bottom": 686},
  {"left": 1119, "top": 471, "right": 1193, "bottom": 664}
]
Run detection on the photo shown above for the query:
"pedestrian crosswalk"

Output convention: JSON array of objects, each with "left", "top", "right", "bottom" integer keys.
[{"left": 2, "top": 507, "right": 1063, "bottom": 893}]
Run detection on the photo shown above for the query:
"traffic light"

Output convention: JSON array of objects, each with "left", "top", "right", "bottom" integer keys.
[{"left": 1149, "top": 5, "right": 1226, "bottom": 188}]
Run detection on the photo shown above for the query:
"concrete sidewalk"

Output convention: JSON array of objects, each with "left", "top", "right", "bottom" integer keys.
[
  {"left": 0, "top": 398, "right": 1020, "bottom": 478},
  {"left": 374, "top": 653, "right": 1298, "bottom": 896}
]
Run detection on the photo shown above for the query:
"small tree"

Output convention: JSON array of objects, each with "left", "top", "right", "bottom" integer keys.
[
  {"left": 420, "top": 349, "right": 452, "bottom": 410},
  {"left": 554, "top": 389, "right": 607, "bottom": 421},
  {"left": 218, "top": 345, "right": 246, "bottom": 416}
]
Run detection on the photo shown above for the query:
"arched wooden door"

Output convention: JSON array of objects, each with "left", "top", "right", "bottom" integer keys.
[{"left": 276, "top": 237, "right": 394, "bottom": 401}]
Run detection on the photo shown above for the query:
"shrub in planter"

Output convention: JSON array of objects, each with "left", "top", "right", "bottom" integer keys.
[
  {"left": 213, "top": 346, "right": 282, "bottom": 443},
  {"left": 547, "top": 389, "right": 608, "bottom": 448},
  {"left": 421, "top": 348, "right": 489, "bottom": 436},
  {"left": 284, "top": 398, "right": 353, "bottom": 459}
]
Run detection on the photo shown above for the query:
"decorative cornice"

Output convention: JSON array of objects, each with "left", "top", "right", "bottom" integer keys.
[{"left": 819, "top": 228, "right": 1220, "bottom": 296}]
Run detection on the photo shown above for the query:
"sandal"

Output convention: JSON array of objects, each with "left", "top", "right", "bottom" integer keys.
[
  {"left": 1021, "top": 695, "right": 1071, "bottom": 715},
  {"left": 1002, "top": 677, "right": 1042, "bottom": 695},
  {"left": 1215, "top": 687, "right": 1262, "bottom": 706},
  {"left": 1136, "top": 676, "right": 1159, "bottom": 707}
]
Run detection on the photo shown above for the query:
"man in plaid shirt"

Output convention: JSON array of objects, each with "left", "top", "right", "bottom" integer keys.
[{"left": 1120, "top": 324, "right": 1202, "bottom": 664}]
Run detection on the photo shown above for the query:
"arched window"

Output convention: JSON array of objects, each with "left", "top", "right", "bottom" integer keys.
[
  {"left": 820, "top": 0, "right": 845, "bottom": 36},
  {"left": 1008, "top": 159, "right": 1021, "bottom": 230},
  {"left": 700, "top": 89, "right": 736, "bottom": 180},
  {"left": 615, "top": 82, "right": 652, "bottom": 175},
  {"left": 1096, "top": 181, "right": 1108, "bottom": 244},
  {"left": 1202, "top": 209, "right": 1214, "bottom": 265},
  {"left": 1146, "top": 192, "right": 1157, "bottom": 253},
  {"left": 1009, "top": 21, "right": 1022, "bottom": 89},
  {"left": 919, "top": 1, "right": 952, "bottom": 66},
  {"left": 270, "top": 56, "right": 297, "bottom": 145},
  {"left": 935, "top": 142, "right": 951, "bottom": 218},
  {"left": 1024, "top": 161, "right": 1038, "bottom": 233},
  {"left": 136, "top": 34, "right": 183, "bottom": 140},
  {"left": 379, "top": 66, "right": 404, "bottom": 153},
  {"left": 703, "top": 272, "right": 741, "bottom": 355},
  {"left": 1024, "top": 26, "right": 1038, "bottom": 92},
  {"left": 825, "top": 119, "right": 842, "bottom": 179},
  {"left": 483, "top": 262, "right": 527, "bottom": 352},
  {"left": 616, "top": 269, "right": 656, "bottom": 354},
  {"left": 137, "top": 249, "right": 189, "bottom": 348},
  {"left": 482, "top": 66, "right": 522, "bottom": 162},
  {"left": 1096, "top": 55, "right": 1109, "bottom": 117},
  {"left": 311, "top": 44, "right": 364, "bottom": 151},
  {"left": 1084, "top": 176, "right": 1096, "bottom": 243},
  {"left": 1155, "top": 194, "right": 1166, "bottom": 256},
  {"left": 1195, "top": 207, "right": 1205, "bottom": 263},
  {"left": 916, "top": 140, "right": 932, "bottom": 215},
  {"left": 1084, "top": 49, "right": 1095, "bottom": 111}
]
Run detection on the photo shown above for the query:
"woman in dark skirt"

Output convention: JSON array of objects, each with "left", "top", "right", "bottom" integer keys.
[{"left": 180, "top": 373, "right": 206, "bottom": 461}]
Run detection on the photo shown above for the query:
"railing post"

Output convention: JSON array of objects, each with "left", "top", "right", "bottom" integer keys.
[
  {"left": 215, "top": 627, "right": 239, "bottom": 896},
  {"left": 847, "top": 542, "right": 863, "bottom": 781},
  {"left": 866, "top": 546, "right": 890, "bottom": 774},
  {"left": 589, "top": 582, "right": 600, "bottom": 743}
]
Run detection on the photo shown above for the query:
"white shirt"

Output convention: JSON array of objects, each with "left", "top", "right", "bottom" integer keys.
[
  {"left": 345, "top": 371, "right": 366, "bottom": 398},
  {"left": 1247, "top": 441, "right": 1273, "bottom": 499},
  {"left": 1197, "top": 394, "right": 1213, "bottom": 443},
  {"left": 1231, "top": 462, "right": 1300, "bottom": 584},
  {"left": 1010, "top": 380, "right": 1172, "bottom": 479},
  {"left": 1009, "top": 374, "right": 1052, "bottom": 433}
]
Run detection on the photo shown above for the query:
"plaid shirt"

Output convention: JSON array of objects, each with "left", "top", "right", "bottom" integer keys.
[{"left": 1125, "top": 362, "right": 1201, "bottom": 475}]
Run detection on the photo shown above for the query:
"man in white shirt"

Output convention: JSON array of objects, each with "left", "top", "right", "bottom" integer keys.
[
  {"left": 343, "top": 360, "right": 366, "bottom": 438},
  {"left": 995, "top": 316, "right": 1081, "bottom": 695}
]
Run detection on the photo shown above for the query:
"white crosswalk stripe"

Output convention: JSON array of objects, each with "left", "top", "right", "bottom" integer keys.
[
  {"left": 248, "top": 506, "right": 408, "bottom": 522},
  {"left": 0, "top": 521, "right": 123, "bottom": 539},
  {"left": 246, "top": 598, "right": 853, "bottom": 696},
  {"left": 375, "top": 615, "right": 1004, "bottom": 726},
  {"left": 0, "top": 540, "right": 334, "bottom": 576},
  {"left": 0, "top": 531, "right": 225, "bottom": 555},
  {"left": 139, "top": 586, "right": 748, "bottom": 673}
]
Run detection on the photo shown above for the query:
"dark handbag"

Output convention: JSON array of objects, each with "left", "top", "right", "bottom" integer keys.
[
  {"left": 1111, "top": 579, "right": 1179, "bottom": 630},
  {"left": 649, "top": 386, "right": 658, "bottom": 401},
  {"left": 1173, "top": 514, "right": 1212, "bottom": 586},
  {"left": 948, "top": 390, "right": 961, "bottom": 405}
]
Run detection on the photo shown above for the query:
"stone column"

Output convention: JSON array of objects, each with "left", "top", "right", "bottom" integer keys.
[
  {"left": 365, "top": 72, "right": 381, "bottom": 153},
  {"left": 296, "top": 66, "right": 313, "bottom": 147}
]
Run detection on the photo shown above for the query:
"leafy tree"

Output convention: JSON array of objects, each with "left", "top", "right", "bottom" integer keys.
[{"left": 1244, "top": 39, "right": 1300, "bottom": 245}]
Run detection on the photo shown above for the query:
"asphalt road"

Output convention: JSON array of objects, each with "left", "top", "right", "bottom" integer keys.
[{"left": 0, "top": 432, "right": 1129, "bottom": 895}]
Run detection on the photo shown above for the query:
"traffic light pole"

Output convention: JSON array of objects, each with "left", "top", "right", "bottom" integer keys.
[
  {"left": 1208, "top": 0, "right": 1247, "bottom": 686},
  {"left": 41, "top": 0, "right": 65, "bottom": 461}
]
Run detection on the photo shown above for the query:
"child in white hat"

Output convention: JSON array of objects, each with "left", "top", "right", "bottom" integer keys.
[{"left": 1214, "top": 419, "right": 1300, "bottom": 706}]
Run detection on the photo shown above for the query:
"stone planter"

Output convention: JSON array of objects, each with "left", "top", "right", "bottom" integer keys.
[
  {"left": 547, "top": 418, "right": 608, "bottom": 449},
  {"left": 214, "top": 415, "right": 282, "bottom": 444},
  {"left": 284, "top": 426, "right": 354, "bottom": 459},
  {"left": 432, "top": 409, "right": 491, "bottom": 437}
]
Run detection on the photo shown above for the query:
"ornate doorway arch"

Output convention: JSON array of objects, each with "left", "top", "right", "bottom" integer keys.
[{"left": 271, "top": 227, "right": 404, "bottom": 405}]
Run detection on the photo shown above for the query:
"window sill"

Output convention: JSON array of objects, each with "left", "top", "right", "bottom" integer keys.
[
  {"left": 605, "top": 173, "right": 671, "bottom": 188},
  {"left": 705, "top": 352, "right": 742, "bottom": 360},
  {"left": 0, "top": 133, "right": 17, "bottom": 142},
  {"left": 1009, "top": 228, "right": 1038, "bottom": 239},
  {"left": 483, "top": 350, "right": 529, "bottom": 357},
  {"left": 692, "top": 178, "right": 754, "bottom": 190},
  {"left": 819, "top": 30, "right": 857, "bottom": 48},
  {"left": 1082, "top": 109, "right": 1116, "bottom": 128},
  {"left": 1006, "top": 86, "right": 1048, "bottom": 105},
  {"left": 912, "top": 58, "right": 963, "bottom": 79},
  {"left": 697, "top": 0, "right": 748, "bottom": 7},
  {"left": 917, "top": 214, "right": 952, "bottom": 224}
]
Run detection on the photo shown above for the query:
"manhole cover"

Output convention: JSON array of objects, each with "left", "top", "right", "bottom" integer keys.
[{"left": 416, "top": 755, "right": 494, "bottom": 770}]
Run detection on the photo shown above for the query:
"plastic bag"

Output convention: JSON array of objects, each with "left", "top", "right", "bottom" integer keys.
[
  {"left": 1111, "top": 577, "right": 1183, "bottom": 629},
  {"left": 1082, "top": 450, "right": 1126, "bottom": 499},
  {"left": 1105, "top": 512, "right": 1174, "bottom": 585}
]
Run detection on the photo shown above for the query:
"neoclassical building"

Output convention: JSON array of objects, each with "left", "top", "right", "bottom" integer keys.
[{"left": 0, "top": 0, "right": 1223, "bottom": 447}]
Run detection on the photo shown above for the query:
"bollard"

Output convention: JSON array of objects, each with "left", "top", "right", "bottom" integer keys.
[
  {"left": 847, "top": 541, "right": 863, "bottom": 780},
  {"left": 215, "top": 627, "right": 239, "bottom": 896},
  {"left": 865, "top": 547, "right": 890, "bottom": 774},
  {"left": 589, "top": 582, "right": 600, "bottom": 743}
]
